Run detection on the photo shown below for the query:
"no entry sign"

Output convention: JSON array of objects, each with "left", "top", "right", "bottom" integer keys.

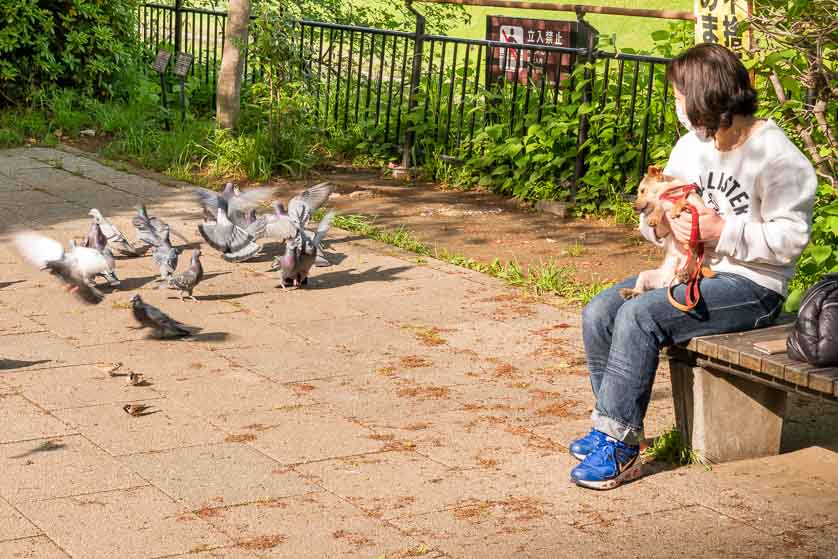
[{"left": 485, "top": 15, "right": 595, "bottom": 85}]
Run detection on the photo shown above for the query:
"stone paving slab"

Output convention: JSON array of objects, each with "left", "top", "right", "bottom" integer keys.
[
  {"left": 0, "top": 535, "right": 71, "bottom": 558},
  {"left": 0, "top": 435, "right": 146, "bottom": 504},
  {"left": 18, "top": 486, "right": 231, "bottom": 559},
  {"left": 0, "top": 497, "right": 41, "bottom": 541},
  {"left": 126, "top": 443, "right": 317, "bottom": 510},
  {"left": 1, "top": 147, "right": 837, "bottom": 558}
]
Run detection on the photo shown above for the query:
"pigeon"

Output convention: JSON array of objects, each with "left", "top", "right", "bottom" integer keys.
[
  {"left": 279, "top": 182, "right": 333, "bottom": 227},
  {"left": 152, "top": 227, "right": 180, "bottom": 281},
  {"left": 132, "top": 204, "right": 187, "bottom": 247},
  {"left": 167, "top": 249, "right": 203, "bottom": 301},
  {"left": 13, "top": 232, "right": 118, "bottom": 304},
  {"left": 262, "top": 182, "right": 334, "bottom": 266},
  {"left": 80, "top": 222, "right": 108, "bottom": 252},
  {"left": 88, "top": 208, "right": 146, "bottom": 256},
  {"left": 198, "top": 198, "right": 261, "bottom": 262},
  {"left": 243, "top": 208, "right": 268, "bottom": 239},
  {"left": 130, "top": 294, "right": 199, "bottom": 338},
  {"left": 192, "top": 183, "right": 275, "bottom": 225},
  {"left": 271, "top": 210, "right": 334, "bottom": 288}
]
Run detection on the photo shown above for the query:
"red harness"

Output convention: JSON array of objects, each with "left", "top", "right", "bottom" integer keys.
[{"left": 658, "top": 183, "right": 711, "bottom": 312}]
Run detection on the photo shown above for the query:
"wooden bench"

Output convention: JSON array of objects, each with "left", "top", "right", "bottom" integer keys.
[{"left": 665, "top": 319, "right": 838, "bottom": 463}]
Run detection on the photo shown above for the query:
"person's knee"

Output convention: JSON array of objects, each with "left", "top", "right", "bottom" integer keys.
[
  {"left": 614, "top": 299, "right": 657, "bottom": 333},
  {"left": 582, "top": 288, "right": 616, "bottom": 329}
]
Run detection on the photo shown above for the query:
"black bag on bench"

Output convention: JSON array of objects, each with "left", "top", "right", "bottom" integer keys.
[{"left": 787, "top": 273, "right": 838, "bottom": 367}]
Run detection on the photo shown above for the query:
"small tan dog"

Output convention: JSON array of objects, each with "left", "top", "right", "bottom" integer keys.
[{"left": 619, "top": 166, "right": 714, "bottom": 301}]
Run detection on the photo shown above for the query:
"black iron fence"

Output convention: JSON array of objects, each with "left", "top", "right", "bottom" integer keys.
[{"left": 138, "top": 2, "right": 676, "bottom": 193}]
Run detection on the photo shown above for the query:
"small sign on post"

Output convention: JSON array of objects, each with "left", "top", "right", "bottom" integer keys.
[
  {"left": 153, "top": 50, "right": 172, "bottom": 130},
  {"left": 485, "top": 15, "right": 596, "bottom": 85},
  {"left": 173, "top": 53, "right": 194, "bottom": 124}
]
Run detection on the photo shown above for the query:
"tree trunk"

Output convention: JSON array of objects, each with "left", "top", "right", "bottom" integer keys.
[{"left": 216, "top": 0, "right": 251, "bottom": 129}]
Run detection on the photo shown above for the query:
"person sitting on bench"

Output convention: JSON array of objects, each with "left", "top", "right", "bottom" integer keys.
[{"left": 568, "top": 43, "right": 818, "bottom": 490}]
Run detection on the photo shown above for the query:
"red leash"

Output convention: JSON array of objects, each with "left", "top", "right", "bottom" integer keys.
[{"left": 658, "top": 183, "right": 712, "bottom": 312}]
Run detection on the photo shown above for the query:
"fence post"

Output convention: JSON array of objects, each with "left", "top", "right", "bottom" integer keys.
[
  {"left": 399, "top": 0, "right": 426, "bottom": 178},
  {"left": 174, "top": 0, "right": 183, "bottom": 54},
  {"left": 571, "top": 8, "right": 596, "bottom": 201}
]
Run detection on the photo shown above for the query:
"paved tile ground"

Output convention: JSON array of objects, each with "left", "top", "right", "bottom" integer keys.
[{"left": 1, "top": 146, "right": 837, "bottom": 558}]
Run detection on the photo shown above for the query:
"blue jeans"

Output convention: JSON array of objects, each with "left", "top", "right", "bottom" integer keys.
[{"left": 582, "top": 272, "right": 784, "bottom": 445}]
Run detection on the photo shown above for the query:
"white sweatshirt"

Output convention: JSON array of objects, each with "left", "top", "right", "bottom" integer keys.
[{"left": 639, "top": 119, "right": 818, "bottom": 296}]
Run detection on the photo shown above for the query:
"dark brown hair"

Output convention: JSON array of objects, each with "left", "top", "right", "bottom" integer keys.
[{"left": 666, "top": 43, "right": 757, "bottom": 138}]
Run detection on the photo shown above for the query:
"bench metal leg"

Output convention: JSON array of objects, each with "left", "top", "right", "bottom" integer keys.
[{"left": 669, "top": 359, "right": 787, "bottom": 463}]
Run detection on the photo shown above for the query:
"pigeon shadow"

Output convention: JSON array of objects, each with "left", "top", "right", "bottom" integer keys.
[
  {"left": 186, "top": 331, "right": 230, "bottom": 343},
  {"left": 0, "top": 358, "right": 51, "bottom": 370},
  {"left": 0, "top": 280, "right": 26, "bottom": 289},
  {"left": 317, "top": 251, "right": 349, "bottom": 266},
  {"left": 103, "top": 275, "right": 159, "bottom": 291},
  {"left": 176, "top": 241, "right": 203, "bottom": 251},
  {"left": 10, "top": 440, "right": 66, "bottom": 459},
  {"left": 303, "top": 265, "right": 411, "bottom": 290},
  {"left": 189, "top": 292, "right": 259, "bottom": 302},
  {"left": 202, "top": 271, "right": 232, "bottom": 282}
]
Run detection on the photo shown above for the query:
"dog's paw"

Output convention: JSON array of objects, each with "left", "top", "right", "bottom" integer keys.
[
  {"left": 701, "top": 266, "right": 716, "bottom": 278},
  {"left": 619, "top": 288, "right": 639, "bottom": 300},
  {"left": 676, "top": 269, "right": 691, "bottom": 284},
  {"left": 646, "top": 215, "right": 661, "bottom": 227}
]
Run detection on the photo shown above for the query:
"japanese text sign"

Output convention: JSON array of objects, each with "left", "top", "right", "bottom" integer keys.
[
  {"left": 694, "top": 0, "right": 750, "bottom": 50},
  {"left": 486, "top": 16, "right": 591, "bottom": 85}
]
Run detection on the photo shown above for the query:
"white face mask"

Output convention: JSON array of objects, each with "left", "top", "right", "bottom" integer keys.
[{"left": 676, "top": 101, "right": 712, "bottom": 142}]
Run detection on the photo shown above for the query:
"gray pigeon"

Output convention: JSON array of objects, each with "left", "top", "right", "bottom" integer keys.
[
  {"left": 152, "top": 227, "right": 180, "bottom": 281},
  {"left": 193, "top": 183, "right": 275, "bottom": 225},
  {"left": 88, "top": 208, "right": 146, "bottom": 256},
  {"left": 263, "top": 182, "right": 334, "bottom": 267},
  {"left": 271, "top": 210, "right": 334, "bottom": 288},
  {"left": 167, "top": 249, "right": 204, "bottom": 301},
  {"left": 133, "top": 204, "right": 187, "bottom": 247},
  {"left": 80, "top": 222, "right": 108, "bottom": 252},
  {"left": 14, "top": 232, "right": 111, "bottom": 304},
  {"left": 198, "top": 198, "right": 261, "bottom": 263},
  {"left": 130, "top": 294, "right": 199, "bottom": 338}
]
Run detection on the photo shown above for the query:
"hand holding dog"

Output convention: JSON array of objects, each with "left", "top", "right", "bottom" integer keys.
[{"left": 669, "top": 206, "right": 725, "bottom": 246}]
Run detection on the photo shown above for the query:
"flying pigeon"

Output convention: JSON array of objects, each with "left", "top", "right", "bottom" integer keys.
[
  {"left": 152, "top": 226, "right": 180, "bottom": 281},
  {"left": 88, "top": 208, "right": 146, "bottom": 256},
  {"left": 261, "top": 183, "right": 334, "bottom": 265},
  {"left": 80, "top": 221, "right": 108, "bottom": 252},
  {"left": 197, "top": 198, "right": 261, "bottom": 262},
  {"left": 13, "top": 232, "right": 120, "bottom": 304},
  {"left": 192, "top": 183, "right": 275, "bottom": 225},
  {"left": 271, "top": 210, "right": 334, "bottom": 288},
  {"left": 167, "top": 249, "right": 203, "bottom": 301},
  {"left": 132, "top": 204, "right": 187, "bottom": 247},
  {"left": 130, "top": 294, "right": 199, "bottom": 338}
]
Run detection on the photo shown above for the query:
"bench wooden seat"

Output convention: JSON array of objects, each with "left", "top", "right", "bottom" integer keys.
[{"left": 663, "top": 318, "right": 838, "bottom": 463}]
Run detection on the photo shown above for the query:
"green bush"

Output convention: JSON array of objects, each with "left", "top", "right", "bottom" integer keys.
[{"left": 0, "top": 0, "right": 140, "bottom": 102}]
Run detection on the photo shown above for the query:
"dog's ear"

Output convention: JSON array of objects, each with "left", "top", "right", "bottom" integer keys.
[{"left": 647, "top": 165, "right": 662, "bottom": 177}]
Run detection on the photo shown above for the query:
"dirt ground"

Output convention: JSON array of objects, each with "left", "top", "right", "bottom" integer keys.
[{"left": 66, "top": 136, "right": 660, "bottom": 288}]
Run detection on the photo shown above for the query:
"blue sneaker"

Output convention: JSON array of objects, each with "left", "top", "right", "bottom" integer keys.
[
  {"left": 569, "top": 429, "right": 608, "bottom": 461},
  {"left": 570, "top": 437, "right": 641, "bottom": 490}
]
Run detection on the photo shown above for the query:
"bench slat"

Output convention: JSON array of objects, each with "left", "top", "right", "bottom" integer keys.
[
  {"left": 676, "top": 318, "right": 837, "bottom": 401},
  {"left": 808, "top": 368, "right": 838, "bottom": 396}
]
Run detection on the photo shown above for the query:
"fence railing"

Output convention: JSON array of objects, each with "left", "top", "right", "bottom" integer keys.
[{"left": 138, "top": 1, "right": 676, "bottom": 196}]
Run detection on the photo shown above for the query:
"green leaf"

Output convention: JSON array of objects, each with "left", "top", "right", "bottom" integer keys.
[
  {"left": 809, "top": 245, "right": 833, "bottom": 265},
  {"left": 784, "top": 288, "right": 805, "bottom": 313},
  {"left": 651, "top": 30, "right": 669, "bottom": 41}
]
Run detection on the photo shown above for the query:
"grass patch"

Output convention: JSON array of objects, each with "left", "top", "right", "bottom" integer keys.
[
  {"left": 643, "top": 426, "right": 707, "bottom": 467},
  {"left": 328, "top": 212, "right": 611, "bottom": 305}
]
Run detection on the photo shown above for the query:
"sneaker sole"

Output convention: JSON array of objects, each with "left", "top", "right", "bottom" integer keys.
[{"left": 573, "top": 462, "right": 642, "bottom": 490}]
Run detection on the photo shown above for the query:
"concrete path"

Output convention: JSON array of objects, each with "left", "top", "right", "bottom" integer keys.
[{"left": 0, "top": 147, "right": 836, "bottom": 558}]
